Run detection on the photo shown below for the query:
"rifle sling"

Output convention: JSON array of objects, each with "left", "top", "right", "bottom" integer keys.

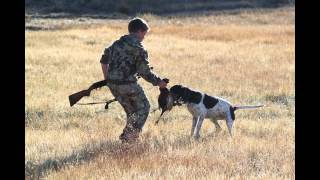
[
  {"left": 77, "top": 99, "right": 117, "bottom": 106},
  {"left": 77, "top": 102, "right": 107, "bottom": 105}
]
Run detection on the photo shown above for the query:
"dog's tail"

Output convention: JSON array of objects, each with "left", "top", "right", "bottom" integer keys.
[{"left": 233, "top": 104, "right": 264, "bottom": 111}]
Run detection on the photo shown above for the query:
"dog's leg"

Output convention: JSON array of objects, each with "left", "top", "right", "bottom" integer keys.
[
  {"left": 210, "top": 119, "right": 222, "bottom": 133},
  {"left": 193, "top": 115, "right": 205, "bottom": 140},
  {"left": 191, "top": 116, "right": 197, "bottom": 136},
  {"left": 225, "top": 112, "right": 234, "bottom": 137}
]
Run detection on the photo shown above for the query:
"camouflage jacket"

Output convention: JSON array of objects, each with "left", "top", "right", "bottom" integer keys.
[{"left": 100, "top": 34, "right": 162, "bottom": 86}]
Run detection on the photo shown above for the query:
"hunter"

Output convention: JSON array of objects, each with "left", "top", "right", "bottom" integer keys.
[{"left": 100, "top": 17, "right": 168, "bottom": 143}]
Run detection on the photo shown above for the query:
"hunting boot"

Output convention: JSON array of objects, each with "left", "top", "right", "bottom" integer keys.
[{"left": 119, "top": 127, "right": 140, "bottom": 144}]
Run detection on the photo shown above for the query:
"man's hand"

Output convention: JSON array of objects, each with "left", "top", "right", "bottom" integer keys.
[
  {"left": 158, "top": 79, "right": 169, "bottom": 89},
  {"left": 101, "top": 63, "right": 109, "bottom": 80}
]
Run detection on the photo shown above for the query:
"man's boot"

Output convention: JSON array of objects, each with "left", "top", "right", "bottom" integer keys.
[{"left": 119, "top": 127, "right": 140, "bottom": 144}]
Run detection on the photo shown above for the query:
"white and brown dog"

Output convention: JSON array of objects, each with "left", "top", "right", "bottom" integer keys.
[{"left": 167, "top": 85, "right": 264, "bottom": 139}]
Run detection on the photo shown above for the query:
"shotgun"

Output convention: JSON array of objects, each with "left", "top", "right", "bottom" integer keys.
[
  {"left": 69, "top": 78, "right": 169, "bottom": 110},
  {"left": 69, "top": 80, "right": 108, "bottom": 107},
  {"left": 69, "top": 78, "right": 147, "bottom": 107}
]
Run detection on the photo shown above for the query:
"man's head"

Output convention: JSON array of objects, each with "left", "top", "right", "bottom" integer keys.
[{"left": 128, "top": 17, "right": 150, "bottom": 42}]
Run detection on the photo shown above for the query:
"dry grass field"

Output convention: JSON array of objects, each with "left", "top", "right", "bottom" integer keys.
[{"left": 25, "top": 6, "right": 295, "bottom": 179}]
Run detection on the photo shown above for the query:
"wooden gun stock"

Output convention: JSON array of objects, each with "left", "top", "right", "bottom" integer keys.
[
  {"left": 69, "top": 90, "right": 90, "bottom": 107},
  {"left": 69, "top": 80, "right": 107, "bottom": 107}
]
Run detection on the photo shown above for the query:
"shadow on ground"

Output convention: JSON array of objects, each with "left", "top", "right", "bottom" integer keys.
[{"left": 25, "top": 132, "right": 222, "bottom": 179}]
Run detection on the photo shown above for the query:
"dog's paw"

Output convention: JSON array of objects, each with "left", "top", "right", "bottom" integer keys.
[{"left": 193, "top": 135, "right": 200, "bottom": 141}]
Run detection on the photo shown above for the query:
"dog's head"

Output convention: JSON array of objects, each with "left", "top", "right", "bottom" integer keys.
[
  {"left": 169, "top": 85, "right": 189, "bottom": 104},
  {"left": 156, "top": 84, "right": 200, "bottom": 119},
  {"left": 156, "top": 85, "right": 186, "bottom": 117},
  {"left": 170, "top": 85, "right": 202, "bottom": 104}
]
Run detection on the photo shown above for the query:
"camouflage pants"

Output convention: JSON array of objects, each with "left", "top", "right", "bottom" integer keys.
[{"left": 108, "top": 83, "right": 150, "bottom": 142}]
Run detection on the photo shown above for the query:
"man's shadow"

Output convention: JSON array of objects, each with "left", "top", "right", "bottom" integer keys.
[{"left": 25, "top": 130, "right": 222, "bottom": 179}]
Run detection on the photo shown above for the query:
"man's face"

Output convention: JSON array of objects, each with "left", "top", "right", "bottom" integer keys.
[{"left": 136, "top": 30, "right": 147, "bottom": 42}]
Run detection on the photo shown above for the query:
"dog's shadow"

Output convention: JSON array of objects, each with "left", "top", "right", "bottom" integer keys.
[{"left": 141, "top": 129, "right": 228, "bottom": 153}]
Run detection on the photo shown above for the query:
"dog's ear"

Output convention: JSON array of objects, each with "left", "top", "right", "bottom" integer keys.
[
  {"left": 177, "top": 86, "right": 202, "bottom": 104},
  {"left": 170, "top": 85, "right": 184, "bottom": 95},
  {"left": 170, "top": 85, "right": 191, "bottom": 103},
  {"left": 179, "top": 87, "right": 191, "bottom": 101}
]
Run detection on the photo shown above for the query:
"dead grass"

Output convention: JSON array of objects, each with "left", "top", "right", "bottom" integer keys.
[{"left": 25, "top": 6, "right": 294, "bottom": 179}]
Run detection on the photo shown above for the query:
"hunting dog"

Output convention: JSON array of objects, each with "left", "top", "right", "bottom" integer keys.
[{"left": 169, "top": 85, "right": 264, "bottom": 139}]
